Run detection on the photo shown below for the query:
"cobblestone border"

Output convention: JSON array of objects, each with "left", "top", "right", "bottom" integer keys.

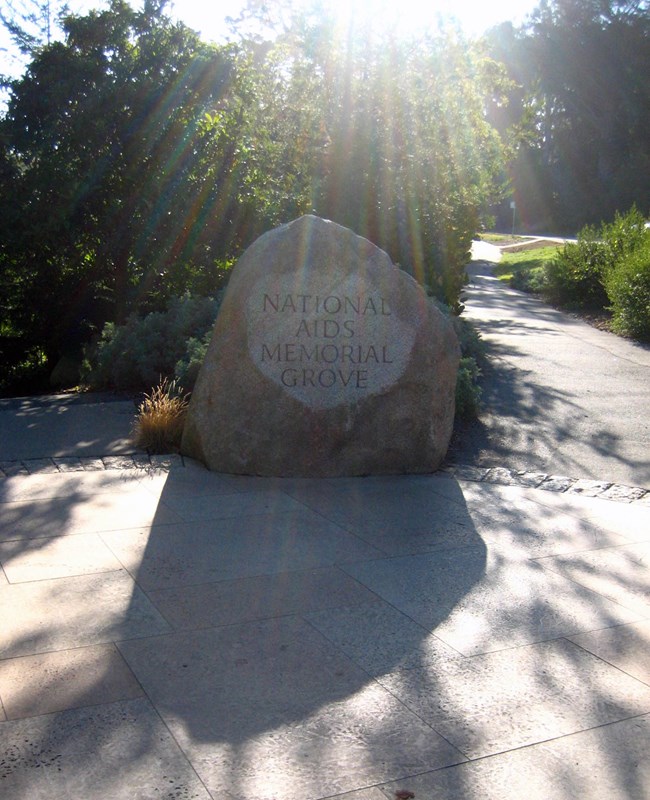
[
  {"left": 442, "top": 464, "right": 650, "bottom": 505},
  {"left": 0, "top": 455, "right": 648, "bottom": 506},
  {"left": 0, "top": 453, "right": 184, "bottom": 477}
]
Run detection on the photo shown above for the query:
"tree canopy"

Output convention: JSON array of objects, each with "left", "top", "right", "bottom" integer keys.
[
  {"left": 1, "top": 0, "right": 506, "bottom": 392},
  {"left": 3, "top": 0, "right": 648, "bottom": 394},
  {"left": 485, "top": 0, "right": 650, "bottom": 232}
]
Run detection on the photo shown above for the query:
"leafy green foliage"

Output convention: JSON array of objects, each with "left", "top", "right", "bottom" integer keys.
[
  {"left": 290, "top": 20, "right": 506, "bottom": 310},
  {"left": 452, "top": 314, "right": 486, "bottom": 420},
  {"left": 174, "top": 332, "right": 213, "bottom": 390},
  {"left": 545, "top": 239, "right": 611, "bottom": 309},
  {"left": 606, "top": 237, "right": 650, "bottom": 341},
  {"left": 545, "top": 207, "right": 648, "bottom": 310},
  {"left": 485, "top": 1, "right": 650, "bottom": 233},
  {"left": 455, "top": 356, "right": 483, "bottom": 420},
  {"left": 82, "top": 293, "right": 221, "bottom": 390},
  {"left": 0, "top": 0, "right": 238, "bottom": 383},
  {"left": 1, "top": 0, "right": 506, "bottom": 395}
]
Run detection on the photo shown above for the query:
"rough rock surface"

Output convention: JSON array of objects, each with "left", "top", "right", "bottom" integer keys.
[{"left": 181, "top": 215, "right": 460, "bottom": 477}]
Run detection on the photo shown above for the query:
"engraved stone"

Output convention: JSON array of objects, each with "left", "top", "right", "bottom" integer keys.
[{"left": 181, "top": 215, "right": 460, "bottom": 476}]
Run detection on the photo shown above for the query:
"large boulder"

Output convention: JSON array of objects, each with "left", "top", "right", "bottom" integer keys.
[{"left": 181, "top": 215, "right": 460, "bottom": 477}]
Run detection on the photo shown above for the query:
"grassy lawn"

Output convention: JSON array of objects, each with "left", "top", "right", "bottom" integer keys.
[
  {"left": 493, "top": 245, "right": 562, "bottom": 292},
  {"left": 479, "top": 233, "right": 529, "bottom": 245}
]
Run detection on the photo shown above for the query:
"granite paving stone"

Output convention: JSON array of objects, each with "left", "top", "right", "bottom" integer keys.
[
  {"left": 567, "top": 479, "right": 613, "bottom": 497},
  {"left": 513, "top": 470, "right": 548, "bottom": 487},
  {"left": 377, "top": 713, "right": 650, "bottom": 800},
  {"left": 539, "top": 475, "right": 575, "bottom": 492},
  {"left": 599, "top": 484, "right": 647, "bottom": 503},
  {"left": 0, "top": 469, "right": 144, "bottom": 503},
  {"left": 0, "top": 491, "right": 184, "bottom": 541},
  {"left": 375, "top": 637, "right": 650, "bottom": 759},
  {"left": 136, "top": 459, "right": 245, "bottom": 497},
  {"left": 0, "top": 644, "right": 143, "bottom": 719},
  {"left": 0, "top": 570, "right": 170, "bottom": 658},
  {"left": 0, "top": 461, "right": 28, "bottom": 477},
  {"left": 282, "top": 479, "right": 482, "bottom": 556},
  {"left": 21, "top": 458, "right": 59, "bottom": 474},
  {"left": 0, "top": 698, "right": 212, "bottom": 799},
  {"left": 470, "top": 509, "right": 630, "bottom": 559},
  {"left": 536, "top": 541, "right": 650, "bottom": 616},
  {"left": 117, "top": 617, "right": 465, "bottom": 800},
  {"left": 344, "top": 549, "right": 643, "bottom": 656},
  {"left": 79, "top": 457, "right": 107, "bottom": 471},
  {"left": 147, "top": 566, "right": 381, "bottom": 631},
  {"left": 1, "top": 437, "right": 649, "bottom": 799},
  {"left": 331, "top": 789, "right": 388, "bottom": 800},
  {"left": 160, "top": 488, "right": 312, "bottom": 522},
  {"left": 459, "top": 480, "right": 650, "bottom": 543},
  {"left": 149, "top": 453, "right": 184, "bottom": 469},
  {"left": 183, "top": 685, "right": 464, "bottom": 800},
  {"left": 101, "top": 511, "right": 383, "bottom": 591},
  {"left": 0, "top": 532, "right": 124, "bottom": 582},
  {"left": 51, "top": 458, "right": 85, "bottom": 473},
  {"left": 568, "top": 620, "right": 650, "bottom": 685},
  {"left": 101, "top": 456, "right": 138, "bottom": 470},
  {"left": 304, "top": 601, "right": 462, "bottom": 675},
  {"left": 483, "top": 467, "right": 521, "bottom": 485}
]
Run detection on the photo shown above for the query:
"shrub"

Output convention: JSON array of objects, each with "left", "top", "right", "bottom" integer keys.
[
  {"left": 545, "top": 207, "right": 648, "bottom": 311},
  {"left": 545, "top": 236, "right": 610, "bottom": 309},
  {"left": 451, "top": 314, "right": 487, "bottom": 368},
  {"left": 605, "top": 238, "right": 650, "bottom": 341},
  {"left": 174, "top": 332, "right": 213, "bottom": 390},
  {"left": 455, "top": 356, "right": 483, "bottom": 420},
  {"left": 132, "top": 378, "right": 189, "bottom": 453},
  {"left": 431, "top": 297, "right": 485, "bottom": 419},
  {"left": 82, "top": 293, "right": 221, "bottom": 390}
]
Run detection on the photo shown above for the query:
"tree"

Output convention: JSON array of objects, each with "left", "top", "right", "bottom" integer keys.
[
  {"left": 235, "top": 6, "right": 507, "bottom": 307},
  {"left": 1, "top": 0, "right": 508, "bottom": 393},
  {"left": 485, "top": 0, "right": 650, "bottom": 232},
  {"left": 0, "top": 0, "right": 239, "bottom": 375}
]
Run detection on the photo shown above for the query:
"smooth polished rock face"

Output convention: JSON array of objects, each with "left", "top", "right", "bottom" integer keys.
[{"left": 181, "top": 215, "right": 460, "bottom": 476}]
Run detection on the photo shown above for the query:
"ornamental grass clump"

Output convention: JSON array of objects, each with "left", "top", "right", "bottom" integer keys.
[{"left": 133, "top": 378, "right": 189, "bottom": 453}]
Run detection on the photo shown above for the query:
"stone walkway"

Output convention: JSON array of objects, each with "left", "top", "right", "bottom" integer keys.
[
  {"left": 1, "top": 452, "right": 649, "bottom": 799},
  {"left": 2, "top": 453, "right": 649, "bottom": 504}
]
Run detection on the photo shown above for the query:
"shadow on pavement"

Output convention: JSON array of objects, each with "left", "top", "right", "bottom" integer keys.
[
  {"left": 452, "top": 261, "right": 650, "bottom": 487},
  {"left": 2, "top": 461, "right": 648, "bottom": 798}
]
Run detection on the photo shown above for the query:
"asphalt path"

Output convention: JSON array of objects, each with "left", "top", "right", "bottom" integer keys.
[
  {"left": 0, "top": 392, "right": 136, "bottom": 461},
  {"left": 448, "top": 242, "right": 650, "bottom": 489}
]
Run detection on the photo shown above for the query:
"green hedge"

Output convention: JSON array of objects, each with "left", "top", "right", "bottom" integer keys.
[
  {"left": 82, "top": 293, "right": 221, "bottom": 390},
  {"left": 545, "top": 207, "right": 648, "bottom": 312},
  {"left": 606, "top": 238, "right": 650, "bottom": 341},
  {"left": 540, "top": 207, "right": 650, "bottom": 342}
]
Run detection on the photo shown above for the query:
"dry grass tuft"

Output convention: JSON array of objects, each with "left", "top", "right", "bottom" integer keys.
[{"left": 132, "top": 378, "right": 189, "bottom": 453}]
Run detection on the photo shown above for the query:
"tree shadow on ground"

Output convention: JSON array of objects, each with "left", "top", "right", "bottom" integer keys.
[
  {"left": 451, "top": 262, "right": 650, "bottom": 487},
  {"left": 1, "top": 463, "right": 649, "bottom": 798}
]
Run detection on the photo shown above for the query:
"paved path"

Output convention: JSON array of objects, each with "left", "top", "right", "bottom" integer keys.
[
  {"left": 1, "top": 297, "right": 650, "bottom": 797},
  {"left": 450, "top": 243, "right": 650, "bottom": 489},
  {"left": 0, "top": 393, "right": 136, "bottom": 461}
]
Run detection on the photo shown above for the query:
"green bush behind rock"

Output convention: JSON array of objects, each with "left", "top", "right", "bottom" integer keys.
[{"left": 82, "top": 294, "right": 222, "bottom": 390}]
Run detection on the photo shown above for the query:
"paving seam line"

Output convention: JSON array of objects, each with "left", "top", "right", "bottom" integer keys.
[{"left": 0, "top": 455, "right": 648, "bottom": 505}]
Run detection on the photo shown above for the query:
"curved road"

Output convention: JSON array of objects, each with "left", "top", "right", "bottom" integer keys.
[{"left": 448, "top": 242, "right": 650, "bottom": 489}]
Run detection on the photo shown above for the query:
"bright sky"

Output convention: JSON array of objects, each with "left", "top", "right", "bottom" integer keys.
[
  {"left": 169, "top": 0, "right": 540, "bottom": 41},
  {"left": 1, "top": 0, "right": 539, "bottom": 81}
]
